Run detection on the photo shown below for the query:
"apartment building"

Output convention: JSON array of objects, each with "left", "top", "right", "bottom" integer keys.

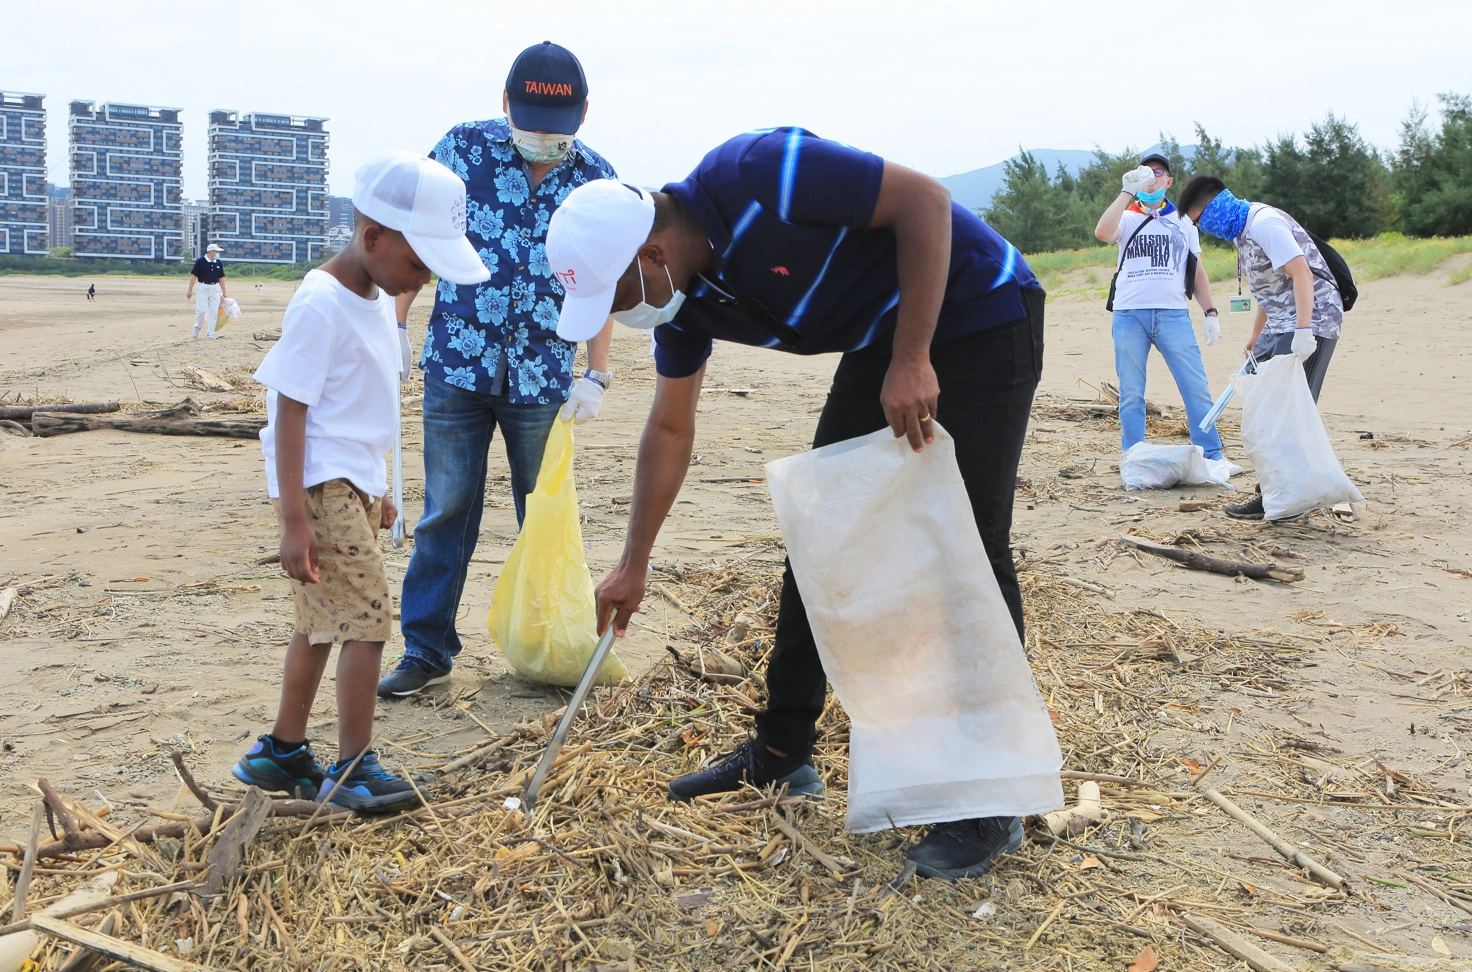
[
  {"left": 0, "top": 91, "right": 49, "bottom": 255},
  {"left": 69, "top": 100, "right": 184, "bottom": 261},
  {"left": 207, "top": 110, "right": 329, "bottom": 263}
]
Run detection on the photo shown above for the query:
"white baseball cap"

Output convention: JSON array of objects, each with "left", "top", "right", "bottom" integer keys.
[
  {"left": 352, "top": 150, "right": 490, "bottom": 286},
  {"left": 546, "top": 179, "right": 655, "bottom": 342},
  {"left": 205, "top": 243, "right": 223, "bottom": 253}
]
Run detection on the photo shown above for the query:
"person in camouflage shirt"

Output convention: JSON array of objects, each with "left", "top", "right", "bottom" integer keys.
[{"left": 1180, "top": 175, "right": 1348, "bottom": 520}]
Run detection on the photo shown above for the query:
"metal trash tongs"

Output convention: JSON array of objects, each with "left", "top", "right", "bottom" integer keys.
[
  {"left": 1198, "top": 350, "right": 1260, "bottom": 433},
  {"left": 522, "top": 625, "right": 618, "bottom": 813}
]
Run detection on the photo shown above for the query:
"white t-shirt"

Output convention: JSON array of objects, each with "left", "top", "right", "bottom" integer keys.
[
  {"left": 255, "top": 269, "right": 400, "bottom": 499},
  {"left": 1238, "top": 204, "right": 1344, "bottom": 339},
  {"left": 1108, "top": 206, "right": 1201, "bottom": 311}
]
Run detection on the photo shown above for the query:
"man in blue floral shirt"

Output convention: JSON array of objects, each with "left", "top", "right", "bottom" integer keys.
[{"left": 380, "top": 41, "right": 619, "bottom": 697}]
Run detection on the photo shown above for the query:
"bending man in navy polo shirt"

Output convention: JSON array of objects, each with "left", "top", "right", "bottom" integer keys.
[{"left": 548, "top": 128, "right": 1048, "bottom": 880}]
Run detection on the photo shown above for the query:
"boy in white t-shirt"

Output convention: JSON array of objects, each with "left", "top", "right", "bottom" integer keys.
[
  {"left": 231, "top": 151, "right": 491, "bottom": 810},
  {"left": 1095, "top": 153, "right": 1223, "bottom": 460},
  {"left": 1179, "top": 174, "right": 1346, "bottom": 519}
]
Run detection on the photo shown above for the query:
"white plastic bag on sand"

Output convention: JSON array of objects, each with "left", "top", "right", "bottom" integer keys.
[
  {"left": 1234, "top": 354, "right": 1364, "bottom": 521},
  {"left": 765, "top": 423, "right": 1063, "bottom": 833},
  {"left": 1119, "top": 442, "right": 1240, "bottom": 491}
]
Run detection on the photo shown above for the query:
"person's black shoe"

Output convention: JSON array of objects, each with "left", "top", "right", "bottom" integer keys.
[
  {"left": 907, "top": 816, "right": 1023, "bottom": 881},
  {"left": 667, "top": 737, "right": 825, "bottom": 802},
  {"left": 377, "top": 658, "right": 451, "bottom": 698},
  {"left": 230, "top": 735, "right": 326, "bottom": 799},
  {"left": 1225, "top": 485, "right": 1265, "bottom": 520}
]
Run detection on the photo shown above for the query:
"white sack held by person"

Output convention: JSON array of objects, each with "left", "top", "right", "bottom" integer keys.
[
  {"left": 765, "top": 423, "right": 1063, "bottom": 832},
  {"left": 1120, "top": 442, "right": 1240, "bottom": 491},
  {"left": 1234, "top": 354, "right": 1364, "bottom": 521}
]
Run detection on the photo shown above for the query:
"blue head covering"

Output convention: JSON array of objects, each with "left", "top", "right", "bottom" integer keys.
[{"left": 1196, "top": 188, "right": 1251, "bottom": 240}]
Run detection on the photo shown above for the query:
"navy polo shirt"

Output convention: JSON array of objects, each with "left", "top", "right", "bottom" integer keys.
[
  {"left": 653, "top": 127, "right": 1040, "bottom": 379},
  {"left": 190, "top": 256, "right": 226, "bottom": 284}
]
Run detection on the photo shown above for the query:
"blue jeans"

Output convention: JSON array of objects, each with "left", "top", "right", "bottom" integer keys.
[
  {"left": 1111, "top": 308, "right": 1224, "bottom": 460},
  {"left": 399, "top": 376, "right": 562, "bottom": 672}
]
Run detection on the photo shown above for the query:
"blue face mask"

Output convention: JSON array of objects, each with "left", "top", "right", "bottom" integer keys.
[
  {"left": 1197, "top": 188, "right": 1251, "bottom": 240},
  {"left": 1135, "top": 186, "right": 1167, "bottom": 206}
]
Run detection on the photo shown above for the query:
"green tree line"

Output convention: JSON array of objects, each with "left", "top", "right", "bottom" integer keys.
[{"left": 984, "top": 93, "right": 1472, "bottom": 253}]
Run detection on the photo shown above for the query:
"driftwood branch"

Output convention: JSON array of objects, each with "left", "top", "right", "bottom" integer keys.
[
  {"left": 170, "top": 751, "right": 219, "bottom": 812},
  {"left": 0, "top": 880, "right": 198, "bottom": 937},
  {"left": 1180, "top": 913, "right": 1296, "bottom": 972},
  {"left": 30, "top": 398, "right": 265, "bottom": 440},
  {"left": 1120, "top": 536, "right": 1306, "bottom": 583},
  {"left": 1202, "top": 788, "right": 1344, "bottom": 889},
  {"left": 0, "top": 402, "right": 119, "bottom": 420},
  {"left": 201, "top": 788, "right": 271, "bottom": 896},
  {"left": 0, "top": 419, "right": 32, "bottom": 436},
  {"left": 30, "top": 914, "right": 216, "bottom": 972}
]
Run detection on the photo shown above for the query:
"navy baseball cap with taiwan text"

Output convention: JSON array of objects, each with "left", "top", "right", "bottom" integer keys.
[{"left": 505, "top": 41, "right": 588, "bottom": 135}]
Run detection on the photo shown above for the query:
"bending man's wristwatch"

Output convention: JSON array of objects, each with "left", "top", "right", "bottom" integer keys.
[
  {"left": 584, "top": 369, "right": 613, "bottom": 389},
  {"left": 1204, "top": 308, "right": 1219, "bottom": 317}
]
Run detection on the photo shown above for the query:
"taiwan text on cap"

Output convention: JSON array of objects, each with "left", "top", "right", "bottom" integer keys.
[
  {"left": 505, "top": 41, "right": 588, "bottom": 135},
  {"left": 546, "top": 180, "right": 655, "bottom": 342},
  {"left": 352, "top": 150, "right": 490, "bottom": 286}
]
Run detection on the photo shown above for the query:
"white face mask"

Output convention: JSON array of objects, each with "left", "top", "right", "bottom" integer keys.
[
  {"left": 610, "top": 261, "right": 685, "bottom": 330},
  {"left": 509, "top": 125, "right": 573, "bottom": 164}
]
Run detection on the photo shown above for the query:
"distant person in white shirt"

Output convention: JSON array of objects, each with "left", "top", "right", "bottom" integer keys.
[
  {"left": 1179, "top": 174, "right": 1347, "bottom": 519},
  {"left": 187, "top": 244, "right": 229, "bottom": 340},
  {"left": 229, "top": 151, "right": 491, "bottom": 811},
  {"left": 1095, "top": 153, "right": 1223, "bottom": 460}
]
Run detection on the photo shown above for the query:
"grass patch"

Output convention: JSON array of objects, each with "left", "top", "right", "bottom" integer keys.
[
  {"left": 1332, "top": 233, "right": 1472, "bottom": 282},
  {"left": 0, "top": 255, "right": 325, "bottom": 280},
  {"left": 1025, "top": 232, "right": 1472, "bottom": 295}
]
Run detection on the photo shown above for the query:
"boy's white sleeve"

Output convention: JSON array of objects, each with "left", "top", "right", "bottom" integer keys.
[
  {"left": 253, "top": 302, "right": 335, "bottom": 407},
  {"left": 1253, "top": 210, "right": 1306, "bottom": 271}
]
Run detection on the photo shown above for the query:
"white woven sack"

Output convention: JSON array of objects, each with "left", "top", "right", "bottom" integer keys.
[{"left": 765, "top": 424, "right": 1063, "bottom": 832}]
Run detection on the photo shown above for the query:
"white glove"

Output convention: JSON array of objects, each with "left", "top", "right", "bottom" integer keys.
[
  {"left": 397, "top": 324, "right": 413, "bottom": 382},
  {"left": 1121, "top": 165, "right": 1154, "bottom": 195},
  {"left": 1202, "top": 314, "right": 1220, "bottom": 346},
  {"left": 1291, "top": 327, "right": 1316, "bottom": 360},
  {"left": 560, "top": 376, "right": 604, "bottom": 424}
]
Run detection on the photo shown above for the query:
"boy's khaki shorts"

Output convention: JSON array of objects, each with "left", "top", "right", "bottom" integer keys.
[{"left": 272, "top": 479, "right": 393, "bottom": 645}]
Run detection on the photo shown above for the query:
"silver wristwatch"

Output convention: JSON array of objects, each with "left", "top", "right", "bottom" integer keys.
[{"left": 584, "top": 369, "right": 613, "bottom": 388}]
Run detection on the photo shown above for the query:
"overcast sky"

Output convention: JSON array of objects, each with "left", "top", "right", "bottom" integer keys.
[{"left": 9, "top": 0, "right": 1469, "bottom": 200}]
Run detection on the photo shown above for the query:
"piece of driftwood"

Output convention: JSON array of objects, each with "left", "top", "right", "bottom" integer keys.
[
  {"left": 202, "top": 787, "right": 271, "bottom": 895},
  {"left": 55, "top": 910, "right": 118, "bottom": 972},
  {"left": 181, "top": 366, "right": 233, "bottom": 392},
  {"left": 10, "top": 803, "right": 42, "bottom": 922},
  {"left": 1180, "top": 913, "right": 1296, "bottom": 972},
  {"left": 1120, "top": 536, "right": 1306, "bottom": 583},
  {"left": 30, "top": 399, "right": 265, "bottom": 440},
  {"left": 1202, "top": 788, "right": 1344, "bottom": 889},
  {"left": 0, "top": 402, "right": 119, "bottom": 420},
  {"left": 1179, "top": 500, "right": 1215, "bottom": 512},
  {"left": 252, "top": 330, "right": 281, "bottom": 342},
  {"left": 30, "top": 915, "right": 215, "bottom": 972},
  {"left": 0, "top": 881, "right": 197, "bottom": 937},
  {"left": 23, "top": 776, "right": 343, "bottom": 862}
]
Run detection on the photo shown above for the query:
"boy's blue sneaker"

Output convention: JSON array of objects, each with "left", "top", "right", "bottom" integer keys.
[
  {"left": 318, "top": 751, "right": 419, "bottom": 812},
  {"left": 231, "top": 735, "right": 326, "bottom": 799}
]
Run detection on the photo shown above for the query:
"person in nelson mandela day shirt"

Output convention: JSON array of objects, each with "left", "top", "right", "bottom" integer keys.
[{"left": 378, "top": 41, "right": 619, "bottom": 698}]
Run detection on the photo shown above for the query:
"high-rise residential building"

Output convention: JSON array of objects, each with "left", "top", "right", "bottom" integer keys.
[
  {"left": 47, "top": 185, "right": 73, "bottom": 251},
  {"left": 207, "top": 110, "right": 329, "bottom": 264},
  {"left": 182, "top": 199, "right": 208, "bottom": 258},
  {"left": 328, "top": 195, "right": 354, "bottom": 230},
  {"left": 69, "top": 100, "right": 184, "bottom": 262},
  {"left": 0, "top": 91, "right": 49, "bottom": 256}
]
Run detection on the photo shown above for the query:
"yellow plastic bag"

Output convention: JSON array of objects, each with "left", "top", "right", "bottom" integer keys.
[
  {"left": 215, "top": 297, "right": 240, "bottom": 333},
  {"left": 487, "top": 418, "right": 626, "bottom": 686}
]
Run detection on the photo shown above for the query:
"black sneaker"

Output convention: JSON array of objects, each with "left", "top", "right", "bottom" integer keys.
[
  {"left": 377, "top": 658, "right": 451, "bottom": 698},
  {"left": 1225, "top": 486, "right": 1265, "bottom": 520},
  {"left": 317, "top": 751, "right": 419, "bottom": 812},
  {"left": 231, "top": 735, "right": 326, "bottom": 799},
  {"left": 906, "top": 816, "right": 1023, "bottom": 881},
  {"left": 667, "top": 737, "right": 825, "bottom": 802}
]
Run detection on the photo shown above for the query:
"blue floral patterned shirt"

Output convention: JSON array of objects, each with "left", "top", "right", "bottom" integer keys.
[{"left": 421, "top": 117, "right": 617, "bottom": 404}]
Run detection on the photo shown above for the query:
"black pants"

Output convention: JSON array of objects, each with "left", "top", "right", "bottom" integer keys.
[{"left": 754, "top": 291, "right": 1046, "bottom": 754}]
